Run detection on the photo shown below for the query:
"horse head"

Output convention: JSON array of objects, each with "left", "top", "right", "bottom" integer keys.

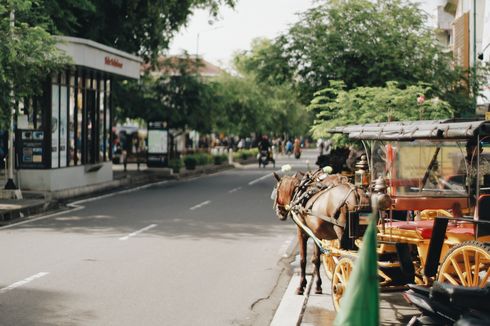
[{"left": 271, "top": 172, "right": 301, "bottom": 220}]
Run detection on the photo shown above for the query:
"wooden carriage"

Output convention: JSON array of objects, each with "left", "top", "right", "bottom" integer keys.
[{"left": 322, "top": 119, "right": 490, "bottom": 310}]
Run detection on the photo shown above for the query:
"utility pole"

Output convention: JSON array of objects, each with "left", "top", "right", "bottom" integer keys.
[
  {"left": 473, "top": 0, "right": 477, "bottom": 115},
  {"left": 5, "top": 8, "right": 17, "bottom": 190}
]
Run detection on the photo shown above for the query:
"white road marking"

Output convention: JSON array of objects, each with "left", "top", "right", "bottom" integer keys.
[
  {"left": 248, "top": 174, "right": 272, "bottom": 185},
  {"left": 228, "top": 187, "right": 242, "bottom": 193},
  {"left": 189, "top": 200, "right": 211, "bottom": 210},
  {"left": 119, "top": 224, "right": 157, "bottom": 241},
  {"left": 0, "top": 272, "right": 49, "bottom": 294}
]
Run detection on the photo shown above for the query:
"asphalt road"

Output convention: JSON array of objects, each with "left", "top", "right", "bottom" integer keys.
[{"left": 0, "top": 149, "right": 317, "bottom": 326}]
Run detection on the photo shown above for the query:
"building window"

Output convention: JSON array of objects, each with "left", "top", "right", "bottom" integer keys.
[
  {"left": 51, "top": 73, "right": 60, "bottom": 168},
  {"left": 76, "top": 74, "right": 84, "bottom": 165},
  {"left": 60, "top": 72, "right": 68, "bottom": 168},
  {"left": 69, "top": 74, "right": 76, "bottom": 166},
  {"left": 99, "top": 77, "right": 106, "bottom": 161}
]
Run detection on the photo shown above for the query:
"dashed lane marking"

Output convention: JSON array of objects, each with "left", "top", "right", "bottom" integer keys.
[
  {"left": 0, "top": 272, "right": 49, "bottom": 294},
  {"left": 119, "top": 224, "right": 158, "bottom": 241},
  {"left": 248, "top": 174, "right": 272, "bottom": 185},
  {"left": 189, "top": 200, "right": 211, "bottom": 211},
  {"left": 228, "top": 187, "right": 242, "bottom": 193}
]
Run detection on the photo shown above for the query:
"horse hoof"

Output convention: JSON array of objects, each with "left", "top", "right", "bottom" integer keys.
[
  {"left": 315, "top": 289, "right": 323, "bottom": 294},
  {"left": 296, "top": 288, "right": 304, "bottom": 295}
]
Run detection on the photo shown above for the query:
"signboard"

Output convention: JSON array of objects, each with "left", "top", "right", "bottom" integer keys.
[
  {"left": 486, "top": 111, "right": 490, "bottom": 121},
  {"left": 147, "top": 121, "right": 168, "bottom": 167},
  {"left": 17, "top": 130, "right": 47, "bottom": 169}
]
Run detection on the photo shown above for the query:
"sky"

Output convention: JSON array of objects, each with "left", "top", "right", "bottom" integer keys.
[{"left": 168, "top": 0, "right": 443, "bottom": 68}]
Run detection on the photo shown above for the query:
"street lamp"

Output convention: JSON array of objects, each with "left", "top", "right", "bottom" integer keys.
[
  {"left": 195, "top": 25, "right": 223, "bottom": 58},
  {"left": 477, "top": 42, "right": 490, "bottom": 60}
]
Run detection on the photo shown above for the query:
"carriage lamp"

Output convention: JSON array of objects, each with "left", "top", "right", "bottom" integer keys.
[
  {"left": 354, "top": 154, "right": 370, "bottom": 187},
  {"left": 373, "top": 176, "right": 392, "bottom": 211}
]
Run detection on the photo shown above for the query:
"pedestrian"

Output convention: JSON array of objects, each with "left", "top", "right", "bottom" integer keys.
[
  {"left": 294, "top": 138, "right": 301, "bottom": 159},
  {"left": 286, "top": 139, "right": 293, "bottom": 156},
  {"left": 318, "top": 138, "right": 325, "bottom": 155}
]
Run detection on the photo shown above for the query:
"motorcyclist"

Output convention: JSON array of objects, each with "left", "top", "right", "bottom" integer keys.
[{"left": 258, "top": 135, "right": 275, "bottom": 167}]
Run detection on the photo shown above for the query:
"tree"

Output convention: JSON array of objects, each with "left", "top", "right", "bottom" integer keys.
[
  {"left": 114, "top": 55, "right": 215, "bottom": 133},
  {"left": 0, "top": 0, "right": 68, "bottom": 129},
  {"left": 239, "top": 0, "right": 471, "bottom": 115},
  {"left": 36, "top": 0, "right": 236, "bottom": 63},
  {"left": 309, "top": 81, "right": 453, "bottom": 145}
]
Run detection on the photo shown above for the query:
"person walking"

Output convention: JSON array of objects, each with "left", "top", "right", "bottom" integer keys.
[{"left": 293, "top": 137, "right": 301, "bottom": 159}]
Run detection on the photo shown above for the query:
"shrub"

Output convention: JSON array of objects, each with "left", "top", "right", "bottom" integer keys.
[
  {"left": 194, "top": 152, "right": 213, "bottom": 165},
  {"left": 168, "top": 158, "right": 182, "bottom": 173},
  {"left": 183, "top": 156, "right": 197, "bottom": 170},
  {"left": 213, "top": 154, "right": 228, "bottom": 165}
]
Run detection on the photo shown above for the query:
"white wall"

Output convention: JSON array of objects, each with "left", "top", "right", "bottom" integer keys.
[{"left": 19, "top": 162, "right": 113, "bottom": 191}]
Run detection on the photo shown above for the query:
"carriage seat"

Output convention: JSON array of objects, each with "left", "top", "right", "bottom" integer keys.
[
  {"left": 384, "top": 220, "right": 474, "bottom": 239},
  {"left": 385, "top": 220, "right": 435, "bottom": 239}
]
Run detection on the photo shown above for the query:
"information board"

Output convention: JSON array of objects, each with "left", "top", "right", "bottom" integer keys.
[
  {"left": 17, "top": 130, "right": 47, "bottom": 169},
  {"left": 147, "top": 121, "right": 169, "bottom": 167}
]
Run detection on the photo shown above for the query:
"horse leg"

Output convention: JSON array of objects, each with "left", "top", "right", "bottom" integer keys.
[
  {"left": 296, "top": 228, "right": 308, "bottom": 295},
  {"left": 313, "top": 245, "right": 322, "bottom": 294}
]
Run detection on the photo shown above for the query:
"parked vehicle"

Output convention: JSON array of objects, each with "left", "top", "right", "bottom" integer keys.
[{"left": 404, "top": 282, "right": 490, "bottom": 325}]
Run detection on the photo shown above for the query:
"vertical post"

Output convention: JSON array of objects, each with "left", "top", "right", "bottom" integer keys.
[
  {"left": 5, "top": 9, "right": 17, "bottom": 190},
  {"left": 473, "top": 0, "right": 477, "bottom": 114}
]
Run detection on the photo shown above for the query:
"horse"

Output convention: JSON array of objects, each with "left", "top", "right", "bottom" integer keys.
[{"left": 271, "top": 171, "right": 364, "bottom": 295}]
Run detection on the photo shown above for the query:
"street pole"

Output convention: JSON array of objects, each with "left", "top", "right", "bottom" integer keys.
[
  {"left": 5, "top": 8, "right": 17, "bottom": 190},
  {"left": 473, "top": 0, "right": 477, "bottom": 115}
]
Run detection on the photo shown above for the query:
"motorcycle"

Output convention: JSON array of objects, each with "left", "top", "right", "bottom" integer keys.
[
  {"left": 258, "top": 150, "right": 275, "bottom": 168},
  {"left": 403, "top": 282, "right": 490, "bottom": 325}
]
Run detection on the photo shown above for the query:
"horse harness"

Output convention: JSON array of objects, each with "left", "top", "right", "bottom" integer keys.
[{"left": 289, "top": 171, "right": 359, "bottom": 229}]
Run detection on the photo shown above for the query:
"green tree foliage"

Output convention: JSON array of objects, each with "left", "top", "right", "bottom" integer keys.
[
  {"left": 0, "top": 0, "right": 68, "bottom": 129},
  {"left": 36, "top": 0, "right": 236, "bottom": 62},
  {"left": 309, "top": 81, "right": 454, "bottom": 145},
  {"left": 114, "top": 56, "right": 215, "bottom": 133},
  {"left": 211, "top": 72, "right": 309, "bottom": 137},
  {"left": 239, "top": 0, "right": 471, "bottom": 116},
  {"left": 115, "top": 54, "right": 309, "bottom": 138}
]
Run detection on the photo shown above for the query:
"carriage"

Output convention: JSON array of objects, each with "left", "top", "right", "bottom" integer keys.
[
  {"left": 313, "top": 119, "right": 490, "bottom": 310},
  {"left": 271, "top": 120, "right": 490, "bottom": 310}
]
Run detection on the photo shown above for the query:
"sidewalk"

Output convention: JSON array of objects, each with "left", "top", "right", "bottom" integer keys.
[
  {"left": 0, "top": 162, "right": 234, "bottom": 226},
  {"left": 271, "top": 243, "right": 419, "bottom": 326}
]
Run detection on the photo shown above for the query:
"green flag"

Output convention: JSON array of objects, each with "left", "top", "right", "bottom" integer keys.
[{"left": 333, "top": 213, "right": 379, "bottom": 326}]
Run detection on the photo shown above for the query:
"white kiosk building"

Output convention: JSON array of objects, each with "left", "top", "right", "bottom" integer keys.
[{"left": 16, "top": 36, "right": 142, "bottom": 191}]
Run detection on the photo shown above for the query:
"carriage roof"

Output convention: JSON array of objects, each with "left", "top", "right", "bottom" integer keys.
[{"left": 329, "top": 119, "right": 490, "bottom": 141}]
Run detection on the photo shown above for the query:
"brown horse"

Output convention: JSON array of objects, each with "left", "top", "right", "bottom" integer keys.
[{"left": 272, "top": 171, "right": 362, "bottom": 295}]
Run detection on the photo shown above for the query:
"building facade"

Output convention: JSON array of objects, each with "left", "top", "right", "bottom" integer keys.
[{"left": 17, "top": 36, "right": 141, "bottom": 191}]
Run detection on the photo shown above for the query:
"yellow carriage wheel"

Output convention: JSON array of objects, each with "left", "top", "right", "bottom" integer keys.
[
  {"left": 437, "top": 241, "right": 490, "bottom": 288},
  {"left": 332, "top": 256, "right": 355, "bottom": 311}
]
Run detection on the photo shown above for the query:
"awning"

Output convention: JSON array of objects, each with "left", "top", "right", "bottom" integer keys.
[
  {"left": 56, "top": 36, "right": 142, "bottom": 79},
  {"left": 329, "top": 120, "right": 490, "bottom": 140}
]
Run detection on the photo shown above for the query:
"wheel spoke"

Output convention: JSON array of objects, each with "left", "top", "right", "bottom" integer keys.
[
  {"left": 442, "top": 272, "right": 461, "bottom": 286},
  {"left": 450, "top": 257, "right": 467, "bottom": 286},
  {"left": 479, "top": 267, "right": 490, "bottom": 287},
  {"left": 473, "top": 252, "right": 481, "bottom": 287},
  {"left": 463, "top": 250, "right": 472, "bottom": 286}
]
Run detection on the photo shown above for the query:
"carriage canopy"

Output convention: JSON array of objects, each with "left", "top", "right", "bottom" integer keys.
[{"left": 329, "top": 119, "right": 490, "bottom": 141}]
